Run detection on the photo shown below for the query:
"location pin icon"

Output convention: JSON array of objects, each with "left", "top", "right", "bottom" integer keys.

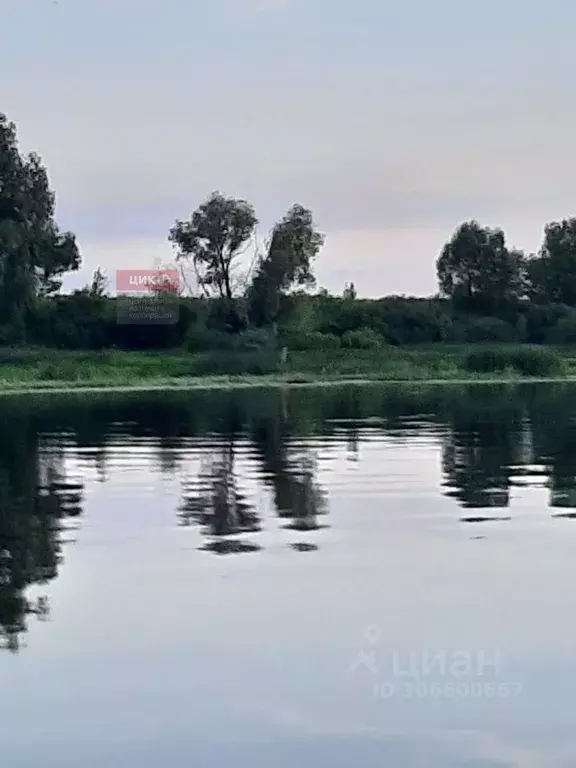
[{"left": 364, "top": 626, "right": 381, "bottom": 645}]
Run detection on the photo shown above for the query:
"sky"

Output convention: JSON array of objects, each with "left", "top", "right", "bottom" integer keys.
[{"left": 2, "top": 0, "right": 576, "bottom": 297}]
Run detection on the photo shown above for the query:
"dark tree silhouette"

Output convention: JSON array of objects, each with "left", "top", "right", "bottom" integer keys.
[{"left": 0, "top": 406, "right": 83, "bottom": 652}]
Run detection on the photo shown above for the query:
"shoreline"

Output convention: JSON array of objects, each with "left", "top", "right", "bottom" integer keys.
[
  {"left": 1, "top": 344, "right": 574, "bottom": 397},
  {"left": 2, "top": 373, "right": 576, "bottom": 397}
]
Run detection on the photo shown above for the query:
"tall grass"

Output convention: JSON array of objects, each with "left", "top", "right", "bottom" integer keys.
[
  {"left": 462, "top": 346, "right": 564, "bottom": 377},
  {"left": 0, "top": 343, "right": 572, "bottom": 388}
]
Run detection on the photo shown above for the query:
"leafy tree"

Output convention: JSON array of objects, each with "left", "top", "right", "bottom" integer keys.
[
  {"left": 168, "top": 192, "right": 257, "bottom": 302},
  {"left": 89, "top": 267, "right": 108, "bottom": 297},
  {"left": 34, "top": 228, "right": 80, "bottom": 298},
  {"left": 0, "top": 114, "right": 80, "bottom": 308},
  {"left": 0, "top": 114, "right": 80, "bottom": 339},
  {"left": 527, "top": 219, "right": 576, "bottom": 305},
  {"left": 343, "top": 281, "right": 357, "bottom": 299},
  {"left": 248, "top": 204, "right": 324, "bottom": 328},
  {"left": 436, "top": 220, "right": 524, "bottom": 311},
  {"left": 524, "top": 254, "right": 548, "bottom": 303}
]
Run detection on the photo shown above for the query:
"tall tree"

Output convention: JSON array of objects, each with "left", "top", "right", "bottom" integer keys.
[
  {"left": 168, "top": 191, "right": 257, "bottom": 301},
  {"left": 89, "top": 267, "right": 108, "bottom": 297},
  {"left": 436, "top": 220, "right": 524, "bottom": 311},
  {"left": 343, "top": 282, "right": 357, "bottom": 300},
  {"left": 35, "top": 229, "right": 80, "bottom": 297},
  {"left": 0, "top": 114, "right": 80, "bottom": 338},
  {"left": 526, "top": 218, "right": 576, "bottom": 305},
  {"left": 248, "top": 204, "right": 325, "bottom": 328}
]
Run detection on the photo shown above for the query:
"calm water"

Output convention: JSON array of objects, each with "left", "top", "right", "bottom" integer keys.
[{"left": 2, "top": 383, "right": 576, "bottom": 767}]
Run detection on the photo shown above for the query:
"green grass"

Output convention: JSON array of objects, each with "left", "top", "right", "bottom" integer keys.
[{"left": 0, "top": 344, "right": 575, "bottom": 393}]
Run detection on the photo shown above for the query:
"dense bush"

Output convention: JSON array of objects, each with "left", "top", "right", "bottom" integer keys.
[
  {"left": 524, "top": 304, "right": 569, "bottom": 344},
  {"left": 184, "top": 350, "right": 279, "bottom": 376},
  {"left": 545, "top": 311, "right": 576, "bottom": 344},
  {"left": 2, "top": 287, "right": 576, "bottom": 357},
  {"left": 463, "top": 346, "right": 563, "bottom": 376},
  {"left": 185, "top": 327, "right": 274, "bottom": 353},
  {"left": 463, "top": 316, "right": 519, "bottom": 343},
  {"left": 376, "top": 298, "right": 451, "bottom": 344},
  {"left": 341, "top": 327, "right": 383, "bottom": 349},
  {"left": 280, "top": 330, "right": 341, "bottom": 351}
]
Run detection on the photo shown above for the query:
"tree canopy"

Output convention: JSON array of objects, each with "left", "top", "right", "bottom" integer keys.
[
  {"left": 0, "top": 113, "right": 80, "bottom": 339},
  {"left": 526, "top": 218, "right": 576, "bottom": 305},
  {"left": 168, "top": 192, "right": 257, "bottom": 301},
  {"left": 436, "top": 220, "right": 524, "bottom": 311},
  {"left": 248, "top": 204, "right": 325, "bottom": 328}
]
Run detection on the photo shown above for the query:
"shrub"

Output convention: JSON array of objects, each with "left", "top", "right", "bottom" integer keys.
[
  {"left": 464, "top": 316, "right": 519, "bottom": 343},
  {"left": 545, "top": 312, "right": 576, "bottom": 344},
  {"left": 233, "top": 328, "right": 274, "bottom": 350},
  {"left": 186, "top": 350, "right": 279, "bottom": 376},
  {"left": 280, "top": 331, "right": 340, "bottom": 351},
  {"left": 341, "top": 327, "right": 383, "bottom": 349},
  {"left": 376, "top": 298, "right": 452, "bottom": 344},
  {"left": 184, "top": 328, "right": 238, "bottom": 352},
  {"left": 509, "top": 347, "right": 563, "bottom": 376},
  {"left": 525, "top": 304, "right": 570, "bottom": 344},
  {"left": 463, "top": 346, "right": 563, "bottom": 376}
]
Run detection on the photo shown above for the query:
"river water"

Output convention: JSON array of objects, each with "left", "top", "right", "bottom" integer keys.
[{"left": 1, "top": 383, "right": 575, "bottom": 767}]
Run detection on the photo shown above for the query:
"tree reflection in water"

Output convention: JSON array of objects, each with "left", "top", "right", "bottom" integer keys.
[
  {"left": 179, "top": 439, "right": 262, "bottom": 554},
  {"left": 249, "top": 397, "right": 328, "bottom": 551},
  {"left": 0, "top": 406, "right": 83, "bottom": 653},
  {"left": 6, "top": 383, "right": 576, "bottom": 648}
]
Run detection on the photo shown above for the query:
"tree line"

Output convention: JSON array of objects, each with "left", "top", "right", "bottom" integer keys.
[
  {"left": 437, "top": 219, "right": 576, "bottom": 311},
  {"left": 5, "top": 110, "right": 576, "bottom": 349}
]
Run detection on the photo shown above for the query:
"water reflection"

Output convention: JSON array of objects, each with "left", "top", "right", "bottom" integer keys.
[
  {"left": 6, "top": 384, "right": 576, "bottom": 647},
  {"left": 0, "top": 403, "right": 83, "bottom": 652},
  {"left": 249, "top": 400, "right": 328, "bottom": 545},
  {"left": 180, "top": 438, "right": 262, "bottom": 554}
]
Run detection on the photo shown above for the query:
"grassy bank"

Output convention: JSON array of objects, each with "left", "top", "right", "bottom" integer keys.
[{"left": 0, "top": 344, "right": 576, "bottom": 393}]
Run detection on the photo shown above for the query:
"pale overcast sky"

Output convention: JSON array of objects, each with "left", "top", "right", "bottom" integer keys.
[{"left": 2, "top": 0, "right": 575, "bottom": 296}]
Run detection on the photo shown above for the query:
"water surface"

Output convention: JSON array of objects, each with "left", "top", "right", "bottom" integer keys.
[{"left": 2, "top": 383, "right": 576, "bottom": 767}]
